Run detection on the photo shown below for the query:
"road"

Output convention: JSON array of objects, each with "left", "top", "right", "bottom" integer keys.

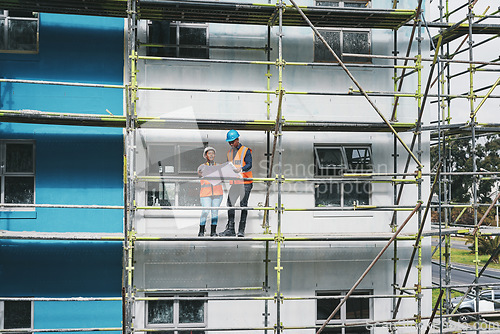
[
  {"left": 431, "top": 237, "right": 470, "bottom": 251},
  {"left": 431, "top": 237, "right": 500, "bottom": 288},
  {"left": 432, "top": 262, "right": 500, "bottom": 289}
]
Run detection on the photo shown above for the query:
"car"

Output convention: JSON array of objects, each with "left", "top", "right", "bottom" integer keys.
[{"left": 450, "top": 290, "right": 500, "bottom": 322}]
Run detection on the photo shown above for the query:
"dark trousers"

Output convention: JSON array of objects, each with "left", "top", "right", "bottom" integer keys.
[{"left": 227, "top": 183, "right": 253, "bottom": 224}]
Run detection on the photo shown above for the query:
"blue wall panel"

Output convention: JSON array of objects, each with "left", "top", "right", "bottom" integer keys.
[
  {"left": 35, "top": 300, "right": 122, "bottom": 333},
  {"left": 0, "top": 13, "right": 125, "bottom": 233},
  {"left": 0, "top": 12, "right": 125, "bottom": 329},
  {"left": 0, "top": 240, "right": 122, "bottom": 297}
]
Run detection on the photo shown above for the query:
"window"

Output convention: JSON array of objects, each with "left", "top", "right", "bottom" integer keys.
[
  {"left": 147, "top": 295, "right": 206, "bottom": 334},
  {"left": 146, "top": 143, "right": 205, "bottom": 207},
  {"left": 147, "top": 21, "right": 208, "bottom": 59},
  {"left": 314, "top": 1, "right": 371, "bottom": 63},
  {"left": 0, "top": 10, "right": 38, "bottom": 53},
  {"left": 0, "top": 141, "right": 35, "bottom": 205},
  {"left": 316, "top": 291, "right": 371, "bottom": 333},
  {"left": 0, "top": 300, "right": 33, "bottom": 332},
  {"left": 314, "top": 145, "right": 371, "bottom": 207}
]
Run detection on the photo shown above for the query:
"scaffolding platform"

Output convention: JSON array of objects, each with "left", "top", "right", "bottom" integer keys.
[
  {"left": 0, "top": 0, "right": 416, "bottom": 29},
  {"left": 0, "top": 109, "right": 416, "bottom": 132},
  {"left": 431, "top": 21, "right": 500, "bottom": 48}
]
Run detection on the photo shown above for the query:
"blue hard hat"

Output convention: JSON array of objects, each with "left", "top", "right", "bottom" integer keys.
[{"left": 226, "top": 129, "right": 240, "bottom": 142}]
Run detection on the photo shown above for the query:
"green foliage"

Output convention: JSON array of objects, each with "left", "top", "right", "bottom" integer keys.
[
  {"left": 431, "top": 134, "right": 500, "bottom": 204},
  {"left": 465, "top": 235, "right": 500, "bottom": 264}
]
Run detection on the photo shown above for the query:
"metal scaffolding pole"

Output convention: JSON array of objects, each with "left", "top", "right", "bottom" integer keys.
[
  {"left": 124, "top": 1, "right": 138, "bottom": 334},
  {"left": 275, "top": 1, "right": 285, "bottom": 332}
]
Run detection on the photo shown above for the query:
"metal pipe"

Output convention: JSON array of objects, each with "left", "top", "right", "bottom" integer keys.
[
  {"left": 288, "top": 0, "right": 423, "bottom": 169},
  {"left": 275, "top": 1, "right": 284, "bottom": 332},
  {"left": 392, "top": 162, "right": 442, "bottom": 319},
  {"left": 316, "top": 202, "right": 422, "bottom": 334}
]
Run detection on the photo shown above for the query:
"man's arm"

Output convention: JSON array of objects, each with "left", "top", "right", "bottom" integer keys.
[{"left": 242, "top": 148, "right": 252, "bottom": 172}]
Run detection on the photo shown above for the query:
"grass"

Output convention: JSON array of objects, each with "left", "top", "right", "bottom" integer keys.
[
  {"left": 431, "top": 240, "right": 500, "bottom": 309},
  {"left": 432, "top": 246, "right": 500, "bottom": 271}
]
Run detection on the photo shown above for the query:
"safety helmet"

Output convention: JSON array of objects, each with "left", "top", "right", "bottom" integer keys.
[
  {"left": 226, "top": 129, "right": 240, "bottom": 142},
  {"left": 203, "top": 146, "right": 216, "bottom": 158}
]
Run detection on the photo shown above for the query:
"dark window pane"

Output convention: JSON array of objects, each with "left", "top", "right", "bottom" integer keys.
[
  {"left": 167, "top": 26, "right": 177, "bottom": 56},
  {"left": 6, "top": 143, "right": 33, "bottom": 173},
  {"left": 149, "top": 145, "right": 176, "bottom": 175},
  {"left": 343, "top": 31, "right": 370, "bottom": 63},
  {"left": 178, "top": 182, "right": 200, "bottom": 206},
  {"left": 179, "top": 146, "right": 204, "bottom": 173},
  {"left": 315, "top": 30, "right": 340, "bottom": 62},
  {"left": 317, "top": 295, "right": 341, "bottom": 320},
  {"left": 147, "top": 182, "right": 174, "bottom": 207},
  {"left": 343, "top": 182, "right": 370, "bottom": 207},
  {"left": 0, "top": 19, "right": 5, "bottom": 49},
  {"left": 148, "top": 300, "right": 174, "bottom": 324},
  {"left": 315, "top": 183, "right": 341, "bottom": 207},
  {"left": 147, "top": 21, "right": 176, "bottom": 57},
  {"left": 179, "top": 26, "right": 208, "bottom": 58},
  {"left": 179, "top": 299, "right": 204, "bottom": 323},
  {"left": 4, "top": 301, "right": 31, "bottom": 329},
  {"left": 346, "top": 293, "right": 370, "bottom": 319},
  {"left": 316, "top": 1, "right": 340, "bottom": 6},
  {"left": 345, "top": 147, "right": 371, "bottom": 171},
  {"left": 316, "top": 148, "right": 344, "bottom": 169},
  {"left": 5, "top": 177, "right": 34, "bottom": 204},
  {"left": 344, "top": 2, "right": 368, "bottom": 8},
  {"left": 7, "top": 10, "right": 36, "bottom": 18},
  {"left": 345, "top": 328, "right": 370, "bottom": 333},
  {"left": 320, "top": 330, "right": 341, "bottom": 334},
  {"left": 8, "top": 18, "right": 37, "bottom": 51}
]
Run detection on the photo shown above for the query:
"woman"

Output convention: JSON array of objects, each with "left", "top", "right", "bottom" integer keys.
[{"left": 197, "top": 146, "right": 224, "bottom": 237}]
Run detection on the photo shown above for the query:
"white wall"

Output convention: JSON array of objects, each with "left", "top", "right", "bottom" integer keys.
[{"left": 132, "top": 0, "right": 432, "bottom": 331}]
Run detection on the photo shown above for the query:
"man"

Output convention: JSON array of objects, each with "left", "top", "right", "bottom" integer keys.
[{"left": 220, "top": 129, "right": 253, "bottom": 237}]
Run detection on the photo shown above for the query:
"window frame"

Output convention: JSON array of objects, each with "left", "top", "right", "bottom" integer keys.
[
  {"left": 0, "top": 140, "right": 36, "bottom": 208},
  {"left": 147, "top": 20, "right": 209, "bottom": 59},
  {"left": 314, "top": 144, "right": 372, "bottom": 208},
  {"left": 316, "top": 290, "right": 372, "bottom": 334},
  {"left": 146, "top": 143, "right": 206, "bottom": 207},
  {"left": 0, "top": 300, "right": 34, "bottom": 331},
  {"left": 313, "top": 1, "right": 372, "bottom": 64},
  {"left": 0, "top": 9, "right": 39, "bottom": 54},
  {"left": 146, "top": 294, "right": 207, "bottom": 334}
]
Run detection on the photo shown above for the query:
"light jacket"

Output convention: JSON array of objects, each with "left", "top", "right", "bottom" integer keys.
[
  {"left": 199, "top": 162, "right": 224, "bottom": 197},
  {"left": 227, "top": 145, "right": 253, "bottom": 184}
]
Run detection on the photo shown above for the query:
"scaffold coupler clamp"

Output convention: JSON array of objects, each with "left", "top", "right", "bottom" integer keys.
[
  {"left": 275, "top": 87, "right": 286, "bottom": 96},
  {"left": 275, "top": 58, "right": 286, "bottom": 68}
]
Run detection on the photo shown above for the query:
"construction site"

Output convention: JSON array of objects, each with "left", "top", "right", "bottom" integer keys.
[{"left": 0, "top": 0, "right": 500, "bottom": 333}]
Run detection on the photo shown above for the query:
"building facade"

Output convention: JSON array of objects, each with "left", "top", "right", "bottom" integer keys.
[{"left": 1, "top": 1, "right": 434, "bottom": 333}]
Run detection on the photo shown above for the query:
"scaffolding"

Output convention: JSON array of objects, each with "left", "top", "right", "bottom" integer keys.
[{"left": 1, "top": 0, "right": 500, "bottom": 333}]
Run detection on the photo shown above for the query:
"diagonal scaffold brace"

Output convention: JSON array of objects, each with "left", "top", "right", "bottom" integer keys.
[{"left": 288, "top": 0, "right": 423, "bottom": 169}]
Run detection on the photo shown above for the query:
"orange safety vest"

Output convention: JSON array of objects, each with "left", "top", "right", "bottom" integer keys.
[
  {"left": 199, "top": 162, "right": 224, "bottom": 197},
  {"left": 227, "top": 145, "right": 253, "bottom": 184}
]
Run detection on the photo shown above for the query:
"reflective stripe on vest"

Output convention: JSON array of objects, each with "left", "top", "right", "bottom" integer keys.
[
  {"left": 227, "top": 145, "right": 253, "bottom": 184},
  {"left": 200, "top": 163, "right": 223, "bottom": 197}
]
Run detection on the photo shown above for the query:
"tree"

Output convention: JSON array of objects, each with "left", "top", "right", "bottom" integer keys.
[
  {"left": 431, "top": 134, "right": 500, "bottom": 225},
  {"left": 466, "top": 235, "right": 500, "bottom": 264}
]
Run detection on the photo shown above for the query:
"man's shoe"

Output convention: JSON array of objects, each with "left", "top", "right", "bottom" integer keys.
[
  {"left": 237, "top": 221, "right": 246, "bottom": 237},
  {"left": 219, "top": 222, "right": 236, "bottom": 236}
]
